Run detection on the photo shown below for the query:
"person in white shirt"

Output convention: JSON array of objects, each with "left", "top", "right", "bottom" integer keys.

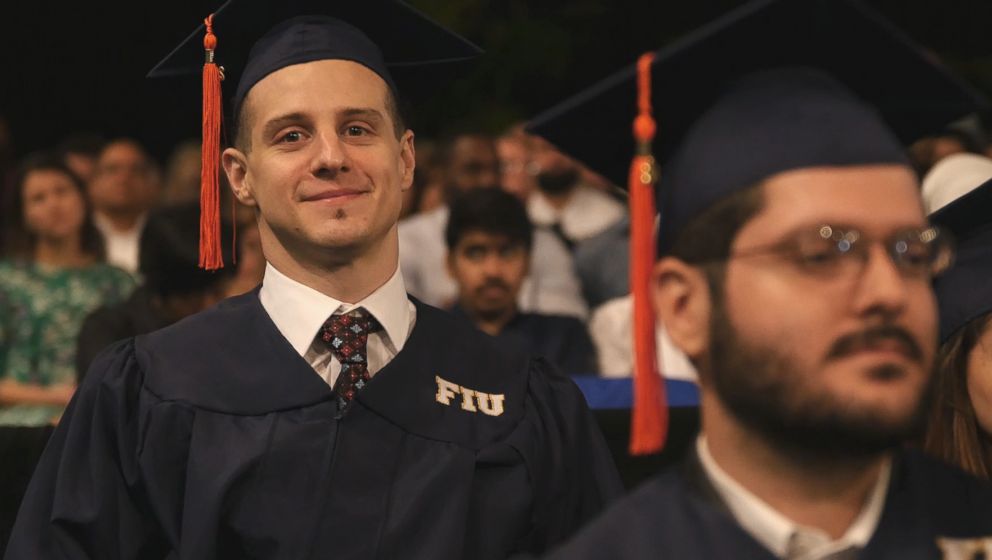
[
  {"left": 87, "top": 138, "right": 160, "bottom": 274},
  {"left": 526, "top": 134, "right": 625, "bottom": 248},
  {"left": 399, "top": 132, "right": 588, "bottom": 318}
]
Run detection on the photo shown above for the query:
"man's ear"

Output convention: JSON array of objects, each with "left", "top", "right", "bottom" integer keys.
[
  {"left": 399, "top": 130, "right": 416, "bottom": 192},
  {"left": 222, "top": 147, "right": 256, "bottom": 207},
  {"left": 651, "top": 257, "right": 711, "bottom": 361}
]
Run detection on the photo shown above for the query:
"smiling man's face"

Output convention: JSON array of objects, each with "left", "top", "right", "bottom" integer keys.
[{"left": 223, "top": 59, "right": 415, "bottom": 265}]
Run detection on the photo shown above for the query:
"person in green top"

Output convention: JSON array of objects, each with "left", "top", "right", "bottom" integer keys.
[{"left": 0, "top": 154, "right": 135, "bottom": 426}]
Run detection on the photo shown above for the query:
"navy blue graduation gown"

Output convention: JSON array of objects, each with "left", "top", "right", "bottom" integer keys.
[
  {"left": 5, "top": 292, "right": 623, "bottom": 559},
  {"left": 545, "top": 449, "right": 992, "bottom": 559}
]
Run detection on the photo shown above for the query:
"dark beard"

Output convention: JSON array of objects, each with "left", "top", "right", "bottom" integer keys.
[
  {"left": 536, "top": 169, "right": 580, "bottom": 195},
  {"left": 707, "top": 302, "right": 933, "bottom": 464}
]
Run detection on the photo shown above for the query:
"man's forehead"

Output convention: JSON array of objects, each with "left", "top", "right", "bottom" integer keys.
[{"left": 743, "top": 164, "right": 926, "bottom": 237}]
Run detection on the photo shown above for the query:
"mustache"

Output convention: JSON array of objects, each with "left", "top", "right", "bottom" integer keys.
[
  {"left": 826, "top": 325, "right": 924, "bottom": 363},
  {"left": 474, "top": 278, "right": 511, "bottom": 294}
]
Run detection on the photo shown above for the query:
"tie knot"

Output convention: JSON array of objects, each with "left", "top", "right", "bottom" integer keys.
[{"left": 319, "top": 308, "right": 383, "bottom": 365}]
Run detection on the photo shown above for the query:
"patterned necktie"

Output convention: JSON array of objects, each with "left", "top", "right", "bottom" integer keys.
[{"left": 319, "top": 308, "right": 383, "bottom": 407}]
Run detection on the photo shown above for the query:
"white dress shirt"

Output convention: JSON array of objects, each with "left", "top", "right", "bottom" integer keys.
[
  {"left": 93, "top": 212, "right": 146, "bottom": 275},
  {"left": 588, "top": 295, "right": 697, "bottom": 380},
  {"left": 397, "top": 205, "right": 588, "bottom": 318},
  {"left": 259, "top": 262, "right": 416, "bottom": 387},
  {"left": 697, "top": 437, "right": 890, "bottom": 560},
  {"left": 527, "top": 183, "right": 626, "bottom": 243}
]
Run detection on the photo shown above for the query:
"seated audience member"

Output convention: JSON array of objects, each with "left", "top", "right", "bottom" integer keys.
[
  {"left": 589, "top": 295, "right": 695, "bottom": 380},
  {"left": 399, "top": 132, "right": 587, "bottom": 317},
  {"left": 0, "top": 155, "right": 135, "bottom": 426},
  {"left": 526, "top": 134, "right": 626, "bottom": 249},
  {"left": 497, "top": 126, "right": 539, "bottom": 201},
  {"left": 87, "top": 138, "right": 161, "bottom": 274},
  {"left": 446, "top": 188, "right": 598, "bottom": 374},
  {"left": 161, "top": 140, "right": 202, "bottom": 207},
  {"left": 922, "top": 160, "right": 992, "bottom": 479},
  {"left": 55, "top": 133, "right": 104, "bottom": 186},
  {"left": 529, "top": 0, "right": 992, "bottom": 557},
  {"left": 76, "top": 204, "right": 236, "bottom": 379},
  {"left": 574, "top": 216, "right": 630, "bottom": 308}
]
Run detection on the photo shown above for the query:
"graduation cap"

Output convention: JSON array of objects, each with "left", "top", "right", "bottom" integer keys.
[
  {"left": 148, "top": 0, "right": 482, "bottom": 270},
  {"left": 928, "top": 168, "right": 992, "bottom": 342},
  {"left": 528, "top": 0, "right": 986, "bottom": 455}
]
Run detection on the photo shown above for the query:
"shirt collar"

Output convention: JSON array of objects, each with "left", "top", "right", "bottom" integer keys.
[
  {"left": 259, "top": 262, "right": 412, "bottom": 357},
  {"left": 696, "top": 437, "right": 890, "bottom": 558},
  {"left": 93, "top": 212, "right": 147, "bottom": 237}
]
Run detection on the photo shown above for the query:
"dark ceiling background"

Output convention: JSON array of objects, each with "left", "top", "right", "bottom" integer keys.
[{"left": 1, "top": 0, "right": 990, "bottom": 163}]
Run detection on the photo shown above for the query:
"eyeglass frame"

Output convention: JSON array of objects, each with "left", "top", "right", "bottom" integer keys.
[{"left": 711, "top": 224, "right": 955, "bottom": 281}]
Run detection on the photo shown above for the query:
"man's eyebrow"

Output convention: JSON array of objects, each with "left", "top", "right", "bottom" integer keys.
[
  {"left": 260, "top": 112, "right": 309, "bottom": 139},
  {"left": 340, "top": 107, "right": 385, "bottom": 122}
]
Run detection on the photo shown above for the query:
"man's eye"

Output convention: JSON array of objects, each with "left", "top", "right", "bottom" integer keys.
[
  {"left": 280, "top": 131, "right": 304, "bottom": 143},
  {"left": 795, "top": 243, "right": 842, "bottom": 269},
  {"left": 345, "top": 125, "right": 369, "bottom": 137}
]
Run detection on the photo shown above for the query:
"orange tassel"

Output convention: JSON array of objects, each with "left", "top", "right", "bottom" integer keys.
[
  {"left": 200, "top": 14, "right": 224, "bottom": 270},
  {"left": 629, "top": 52, "right": 668, "bottom": 455}
]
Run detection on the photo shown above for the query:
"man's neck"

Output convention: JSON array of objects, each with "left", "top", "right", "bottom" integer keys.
[
  {"left": 262, "top": 228, "right": 400, "bottom": 304},
  {"left": 701, "top": 394, "right": 888, "bottom": 539},
  {"left": 96, "top": 210, "right": 143, "bottom": 233},
  {"left": 466, "top": 306, "right": 517, "bottom": 336}
]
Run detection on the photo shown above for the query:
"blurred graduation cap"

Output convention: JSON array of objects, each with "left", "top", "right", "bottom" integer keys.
[
  {"left": 928, "top": 167, "right": 992, "bottom": 342},
  {"left": 527, "top": 0, "right": 986, "bottom": 455},
  {"left": 148, "top": 0, "right": 481, "bottom": 270}
]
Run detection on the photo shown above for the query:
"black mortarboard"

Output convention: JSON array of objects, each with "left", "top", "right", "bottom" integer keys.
[
  {"left": 148, "top": 0, "right": 482, "bottom": 111},
  {"left": 930, "top": 177, "right": 992, "bottom": 342},
  {"left": 528, "top": 0, "right": 986, "bottom": 255}
]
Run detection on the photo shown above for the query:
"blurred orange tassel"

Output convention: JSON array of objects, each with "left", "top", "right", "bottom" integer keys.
[
  {"left": 628, "top": 52, "right": 668, "bottom": 455},
  {"left": 200, "top": 14, "right": 224, "bottom": 270}
]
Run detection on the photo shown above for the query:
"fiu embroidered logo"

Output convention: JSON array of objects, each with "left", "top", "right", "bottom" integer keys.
[
  {"left": 435, "top": 376, "right": 505, "bottom": 417},
  {"left": 937, "top": 536, "right": 992, "bottom": 559}
]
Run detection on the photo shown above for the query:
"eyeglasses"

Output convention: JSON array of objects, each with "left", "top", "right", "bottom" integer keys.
[{"left": 728, "top": 225, "right": 955, "bottom": 281}]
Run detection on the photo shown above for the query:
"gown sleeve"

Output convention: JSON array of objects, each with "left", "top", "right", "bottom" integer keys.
[
  {"left": 511, "top": 357, "right": 624, "bottom": 553},
  {"left": 5, "top": 339, "right": 173, "bottom": 560}
]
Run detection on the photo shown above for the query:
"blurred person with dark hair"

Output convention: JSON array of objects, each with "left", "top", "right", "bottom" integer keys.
[
  {"left": 55, "top": 133, "right": 105, "bottom": 185},
  {"left": 908, "top": 125, "right": 987, "bottom": 178},
  {"left": 446, "top": 188, "right": 597, "bottom": 374},
  {"left": 400, "top": 132, "right": 587, "bottom": 317},
  {"left": 0, "top": 154, "right": 135, "bottom": 426},
  {"left": 922, "top": 158, "right": 992, "bottom": 480},
  {"left": 75, "top": 204, "right": 236, "bottom": 380},
  {"left": 87, "top": 138, "right": 161, "bottom": 274},
  {"left": 161, "top": 140, "right": 202, "bottom": 207},
  {"left": 527, "top": 135, "right": 625, "bottom": 250}
]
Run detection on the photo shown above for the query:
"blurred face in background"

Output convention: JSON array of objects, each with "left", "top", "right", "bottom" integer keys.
[
  {"left": 445, "top": 134, "right": 500, "bottom": 195},
  {"left": 447, "top": 230, "right": 528, "bottom": 322},
  {"left": 22, "top": 169, "right": 87, "bottom": 244},
  {"left": 89, "top": 140, "right": 159, "bottom": 217}
]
